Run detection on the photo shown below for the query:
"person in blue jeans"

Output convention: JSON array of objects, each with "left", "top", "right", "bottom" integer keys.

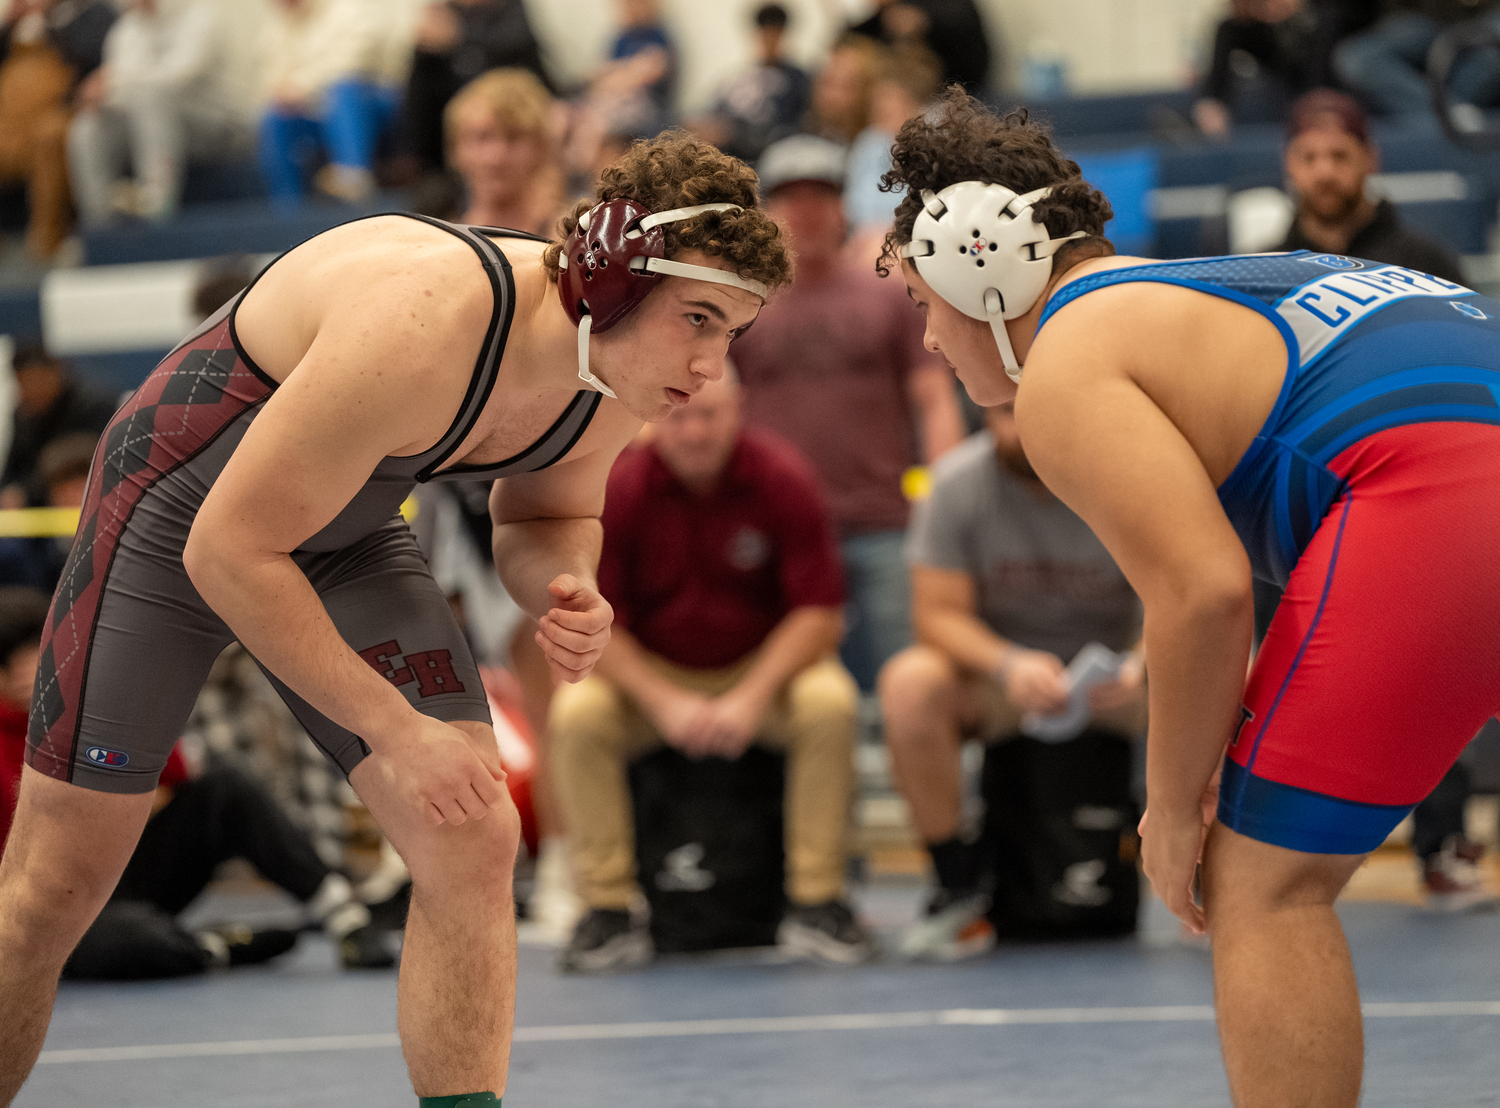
[
  {"left": 258, "top": 0, "right": 401, "bottom": 204},
  {"left": 1334, "top": 0, "right": 1500, "bottom": 120}
]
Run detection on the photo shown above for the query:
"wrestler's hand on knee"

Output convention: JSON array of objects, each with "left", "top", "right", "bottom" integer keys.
[
  {"left": 1140, "top": 806, "right": 1210, "bottom": 935},
  {"left": 387, "top": 716, "right": 508, "bottom": 828},
  {"left": 535, "top": 574, "right": 612, "bottom": 684}
]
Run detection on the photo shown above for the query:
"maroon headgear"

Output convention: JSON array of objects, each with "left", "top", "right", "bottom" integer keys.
[{"left": 557, "top": 199, "right": 769, "bottom": 398}]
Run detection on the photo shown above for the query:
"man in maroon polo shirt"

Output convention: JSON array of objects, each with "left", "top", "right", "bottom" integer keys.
[{"left": 549, "top": 371, "right": 870, "bottom": 972}]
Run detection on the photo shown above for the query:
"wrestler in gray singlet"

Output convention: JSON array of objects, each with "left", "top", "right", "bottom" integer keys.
[{"left": 27, "top": 214, "right": 601, "bottom": 793}]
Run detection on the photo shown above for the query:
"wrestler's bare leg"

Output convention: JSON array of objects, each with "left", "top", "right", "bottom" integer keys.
[
  {"left": 0, "top": 767, "right": 154, "bottom": 1106},
  {"left": 350, "top": 720, "right": 521, "bottom": 1098},
  {"left": 1202, "top": 822, "right": 1366, "bottom": 1108}
]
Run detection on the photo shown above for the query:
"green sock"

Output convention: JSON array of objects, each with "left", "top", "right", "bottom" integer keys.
[{"left": 417, "top": 1095, "right": 499, "bottom": 1108}]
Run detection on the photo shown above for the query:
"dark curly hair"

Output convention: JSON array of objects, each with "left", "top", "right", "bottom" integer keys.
[
  {"left": 877, "top": 87, "right": 1115, "bottom": 278},
  {"left": 543, "top": 131, "right": 791, "bottom": 292}
]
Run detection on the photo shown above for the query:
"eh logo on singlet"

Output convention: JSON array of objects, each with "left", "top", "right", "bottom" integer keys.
[{"left": 359, "top": 640, "right": 466, "bottom": 698}]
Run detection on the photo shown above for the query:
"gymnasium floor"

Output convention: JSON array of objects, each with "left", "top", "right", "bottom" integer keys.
[{"left": 18, "top": 865, "right": 1500, "bottom": 1108}]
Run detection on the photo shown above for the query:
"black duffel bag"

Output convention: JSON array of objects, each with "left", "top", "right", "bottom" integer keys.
[
  {"left": 981, "top": 727, "right": 1141, "bottom": 939},
  {"left": 630, "top": 745, "right": 787, "bottom": 953}
]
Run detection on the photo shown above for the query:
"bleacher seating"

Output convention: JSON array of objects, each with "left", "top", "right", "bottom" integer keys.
[{"left": 4, "top": 90, "right": 1500, "bottom": 395}]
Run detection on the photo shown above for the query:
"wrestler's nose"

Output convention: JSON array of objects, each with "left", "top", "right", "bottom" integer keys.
[
  {"left": 922, "top": 318, "right": 942, "bottom": 355},
  {"left": 691, "top": 348, "right": 726, "bottom": 383}
]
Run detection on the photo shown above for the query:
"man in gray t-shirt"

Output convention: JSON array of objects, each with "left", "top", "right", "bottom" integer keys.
[{"left": 877, "top": 400, "right": 1146, "bottom": 961}]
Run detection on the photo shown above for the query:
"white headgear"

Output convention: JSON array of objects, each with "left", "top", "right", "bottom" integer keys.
[{"left": 898, "top": 182, "right": 1084, "bottom": 383}]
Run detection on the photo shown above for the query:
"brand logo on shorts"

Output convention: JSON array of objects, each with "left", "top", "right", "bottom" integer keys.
[
  {"left": 1452, "top": 300, "right": 1489, "bottom": 320},
  {"left": 85, "top": 746, "right": 130, "bottom": 768},
  {"left": 1307, "top": 254, "right": 1363, "bottom": 270}
]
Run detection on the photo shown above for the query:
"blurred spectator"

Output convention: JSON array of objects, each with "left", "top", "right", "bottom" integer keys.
[
  {"left": 602, "top": 0, "right": 675, "bottom": 135},
  {"left": 843, "top": 43, "right": 942, "bottom": 255},
  {"left": 258, "top": 0, "right": 403, "bottom": 205},
  {"left": 66, "top": 0, "right": 248, "bottom": 228},
  {"left": 0, "top": 587, "right": 45, "bottom": 849},
  {"left": 1335, "top": 0, "right": 1500, "bottom": 123},
  {"left": 735, "top": 135, "right": 963, "bottom": 690},
  {"left": 1194, "top": 0, "right": 1376, "bottom": 138},
  {"left": 550, "top": 373, "right": 870, "bottom": 973},
  {"left": 847, "top": 0, "right": 991, "bottom": 93},
  {"left": 878, "top": 401, "right": 1144, "bottom": 960},
  {"left": 562, "top": 1, "right": 677, "bottom": 182},
  {"left": 806, "top": 33, "right": 881, "bottom": 143},
  {"left": 0, "top": 587, "right": 395, "bottom": 977},
  {"left": 1273, "top": 89, "right": 1462, "bottom": 274},
  {"left": 0, "top": 0, "right": 115, "bottom": 259},
  {"left": 0, "top": 345, "right": 117, "bottom": 508},
  {"left": 694, "top": 2, "right": 811, "bottom": 163},
  {"left": 402, "top": 0, "right": 548, "bottom": 174},
  {"left": 0, "top": 431, "right": 94, "bottom": 590},
  {"left": 445, "top": 67, "right": 563, "bottom": 233}
]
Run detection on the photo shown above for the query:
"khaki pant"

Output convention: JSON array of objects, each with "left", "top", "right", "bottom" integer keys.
[
  {"left": 0, "top": 44, "right": 74, "bottom": 259},
  {"left": 550, "top": 654, "right": 859, "bottom": 910}
]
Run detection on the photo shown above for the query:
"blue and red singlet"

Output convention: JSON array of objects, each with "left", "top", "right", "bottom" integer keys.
[{"left": 1038, "top": 251, "right": 1500, "bottom": 854}]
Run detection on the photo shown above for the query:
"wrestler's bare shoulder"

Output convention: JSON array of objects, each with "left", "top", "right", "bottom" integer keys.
[
  {"left": 234, "top": 215, "right": 500, "bottom": 391},
  {"left": 1026, "top": 256, "right": 1287, "bottom": 485}
]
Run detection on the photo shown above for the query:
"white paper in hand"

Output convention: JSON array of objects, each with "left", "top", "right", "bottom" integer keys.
[{"left": 1020, "top": 641, "right": 1124, "bottom": 743}]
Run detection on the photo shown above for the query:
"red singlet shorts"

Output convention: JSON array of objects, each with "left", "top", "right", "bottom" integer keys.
[{"left": 1219, "top": 421, "right": 1500, "bottom": 854}]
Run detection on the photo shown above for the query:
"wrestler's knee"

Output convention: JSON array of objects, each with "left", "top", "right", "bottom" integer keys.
[
  {"left": 402, "top": 786, "right": 522, "bottom": 907},
  {"left": 1201, "top": 822, "right": 1364, "bottom": 926}
]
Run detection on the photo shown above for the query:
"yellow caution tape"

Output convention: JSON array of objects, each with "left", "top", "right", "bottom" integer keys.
[
  {"left": 0, "top": 508, "right": 81, "bottom": 538},
  {"left": 901, "top": 466, "right": 931, "bottom": 502},
  {"left": 0, "top": 500, "right": 418, "bottom": 539}
]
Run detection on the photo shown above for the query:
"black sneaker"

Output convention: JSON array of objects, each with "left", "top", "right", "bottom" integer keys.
[
  {"left": 777, "top": 899, "right": 877, "bottom": 965},
  {"left": 198, "top": 925, "right": 299, "bottom": 969},
  {"left": 557, "top": 908, "right": 652, "bottom": 974},
  {"left": 338, "top": 923, "right": 397, "bottom": 969}
]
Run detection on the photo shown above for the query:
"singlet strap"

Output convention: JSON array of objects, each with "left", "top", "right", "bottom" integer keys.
[
  {"left": 395, "top": 213, "right": 519, "bottom": 481},
  {"left": 430, "top": 389, "right": 603, "bottom": 480}
]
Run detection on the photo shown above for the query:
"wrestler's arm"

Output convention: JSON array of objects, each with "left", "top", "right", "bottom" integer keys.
[
  {"left": 1016, "top": 307, "right": 1253, "bottom": 931},
  {"left": 184, "top": 275, "right": 506, "bottom": 824},
  {"left": 488, "top": 405, "right": 642, "bottom": 682}
]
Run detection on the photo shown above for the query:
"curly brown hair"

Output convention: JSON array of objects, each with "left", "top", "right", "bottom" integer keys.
[
  {"left": 543, "top": 131, "right": 791, "bottom": 292},
  {"left": 877, "top": 87, "right": 1115, "bottom": 278}
]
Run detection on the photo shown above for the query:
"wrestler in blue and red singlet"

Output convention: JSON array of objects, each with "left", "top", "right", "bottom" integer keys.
[{"left": 1037, "top": 251, "right": 1500, "bottom": 852}]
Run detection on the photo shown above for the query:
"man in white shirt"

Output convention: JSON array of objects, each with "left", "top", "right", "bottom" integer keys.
[{"left": 66, "top": 0, "right": 248, "bottom": 226}]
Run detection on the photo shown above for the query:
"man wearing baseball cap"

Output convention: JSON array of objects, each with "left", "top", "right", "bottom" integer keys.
[
  {"left": 1273, "top": 89, "right": 1463, "bottom": 281},
  {"left": 735, "top": 134, "right": 964, "bottom": 692}
]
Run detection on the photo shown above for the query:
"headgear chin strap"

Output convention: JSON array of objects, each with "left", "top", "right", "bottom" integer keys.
[
  {"left": 899, "top": 182, "right": 1084, "bottom": 383},
  {"left": 559, "top": 200, "right": 769, "bottom": 399}
]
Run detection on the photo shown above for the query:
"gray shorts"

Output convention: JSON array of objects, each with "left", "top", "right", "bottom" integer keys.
[
  {"left": 30, "top": 509, "right": 490, "bottom": 796},
  {"left": 28, "top": 328, "right": 491, "bottom": 795}
]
